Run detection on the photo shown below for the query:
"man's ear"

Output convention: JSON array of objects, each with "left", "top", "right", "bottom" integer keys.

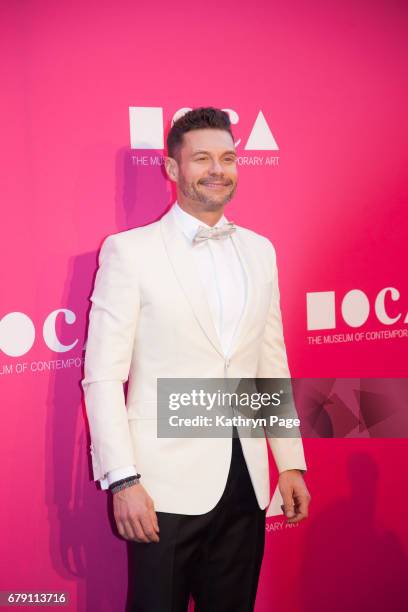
[{"left": 164, "top": 156, "right": 178, "bottom": 182}]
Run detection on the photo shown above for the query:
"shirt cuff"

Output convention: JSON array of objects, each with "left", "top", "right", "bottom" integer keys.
[{"left": 100, "top": 465, "right": 138, "bottom": 490}]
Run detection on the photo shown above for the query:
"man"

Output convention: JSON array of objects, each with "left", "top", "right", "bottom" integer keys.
[{"left": 82, "top": 107, "right": 311, "bottom": 611}]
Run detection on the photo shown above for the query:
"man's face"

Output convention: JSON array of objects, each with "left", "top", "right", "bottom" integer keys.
[{"left": 168, "top": 128, "right": 238, "bottom": 211}]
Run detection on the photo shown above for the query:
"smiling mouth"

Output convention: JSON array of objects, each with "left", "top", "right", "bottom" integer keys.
[{"left": 201, "top": 182, "right": 229, "bottom": 188}]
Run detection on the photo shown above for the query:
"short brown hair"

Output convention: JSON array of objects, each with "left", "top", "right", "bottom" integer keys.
[{"left": 166, "top": 107, "right": 234, "bottom": 161}]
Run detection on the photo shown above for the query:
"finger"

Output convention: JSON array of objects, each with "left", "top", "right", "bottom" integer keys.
[
  {"left": 139, "top": 513, "right": 160, "bottom": 543},
  {"left": 286, "top": 496, "right": 310, "bottom": 523},
  {"left": 129, "top": 519, "right": 150, "bottom": 543},
  {"left": 122, "top": 519, "right": 145, "bottom": 542},
  {"left": 282, "top": 501, "right": 295, "bottom": 518},
  {"left": 280, "top": 488, "right": 296, "bottom": 518},
  {"left": 116, "top": 519, "right": 135, "bottom": 541},
  {"left": 295, "top": 493, "right": 310, "bottom": 518},
  {"left": 116, "top": 519, "right": 128, "bottom": 540},
  {"left": 287, "top": 510, "right": 307, "bottom": 523},
  {"left": 280, "top": 503, "right": 297, "bottom": 520},
  {"left": 149, "top": 508, "right": 160, "bottom": 534}
]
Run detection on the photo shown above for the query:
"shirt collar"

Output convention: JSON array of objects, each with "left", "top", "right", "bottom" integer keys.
[{"left": 172, "top": 201, "right": 229, "bottom": 243}]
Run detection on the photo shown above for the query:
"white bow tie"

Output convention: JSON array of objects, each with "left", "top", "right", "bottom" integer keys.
[{"left": 193, "top": 222, "right": 236, "bottom": 244}]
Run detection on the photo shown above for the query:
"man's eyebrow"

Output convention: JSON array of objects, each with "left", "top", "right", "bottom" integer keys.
[{"left": 191, "top": 150, "right": 237, "bottom": 157}]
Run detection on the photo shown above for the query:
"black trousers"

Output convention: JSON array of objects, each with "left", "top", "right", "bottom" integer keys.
[{"left": 129, "top": 434, "right": 266, "bottom": 612}]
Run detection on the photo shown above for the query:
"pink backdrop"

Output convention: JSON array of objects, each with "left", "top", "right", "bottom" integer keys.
[{"left": 1, "top": 1, "right": 407, "bottom": 610}]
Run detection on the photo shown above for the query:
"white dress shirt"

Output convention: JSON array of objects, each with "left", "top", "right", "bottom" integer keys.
[{"left": 100, "top": 200, "right": 247, "bottom": 489}]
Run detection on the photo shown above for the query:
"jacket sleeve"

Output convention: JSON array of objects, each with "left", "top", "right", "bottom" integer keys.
[
  {"left": 256, "top": 238, "right": 307, "bottom": 475},
  {"left": 81, "top": 234, "right": 140, "bottom": 484}
]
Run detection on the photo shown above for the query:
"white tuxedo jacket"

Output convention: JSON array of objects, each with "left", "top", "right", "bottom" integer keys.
[{"left": 82, "top": 205, "right": 307, "bottom": 514}]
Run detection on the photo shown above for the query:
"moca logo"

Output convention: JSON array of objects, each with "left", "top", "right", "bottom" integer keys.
[
  {"left": 306, "top": 288, "right": 408, "bottom": 331},
  {"left": 0, "top": 310, "right": 78, "bottom": 357},
  {"left": 129, "top": 107, "right": 279, "bottom": 151}
]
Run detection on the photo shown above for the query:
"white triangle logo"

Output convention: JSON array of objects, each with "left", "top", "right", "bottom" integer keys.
[
  {"left": 244, "top": 110, "right": 279, "bottom": 151},
  {"left": 266, "top": 483, "right": 284, "bottom": 517}
]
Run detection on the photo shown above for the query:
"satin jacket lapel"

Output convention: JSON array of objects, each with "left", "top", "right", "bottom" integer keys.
[
  {"left": 160, "top": 209, "right": 225, "bottom": 358},
  {"left": 227, "top": 229, "right": 254, "bottom": 357}
]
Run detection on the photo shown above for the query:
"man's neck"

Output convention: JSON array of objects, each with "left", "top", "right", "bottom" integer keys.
[{"left": 176, "top": 200, "right": 224, "bottom": 227}]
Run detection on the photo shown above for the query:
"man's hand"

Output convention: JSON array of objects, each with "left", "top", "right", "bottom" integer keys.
[
  {"left": 112, "top": 483, "right": 160, "bottom": 543},
  {"left": 279, "top": 469, "right": 311, "bottom": 524}
]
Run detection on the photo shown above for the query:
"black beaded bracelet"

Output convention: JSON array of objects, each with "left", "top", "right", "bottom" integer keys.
[{"left": 109, "top": 473, "right": 141, "bottom": 494}]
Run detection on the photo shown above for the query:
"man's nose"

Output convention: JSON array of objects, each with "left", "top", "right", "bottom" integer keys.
[{"left": 208, "top": 159, "right": 224, "bottom": 174}]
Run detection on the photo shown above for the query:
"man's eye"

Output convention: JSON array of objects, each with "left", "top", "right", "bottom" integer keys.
[{"left": 195, "top": 156, "right": 236, "bottom": 162}]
